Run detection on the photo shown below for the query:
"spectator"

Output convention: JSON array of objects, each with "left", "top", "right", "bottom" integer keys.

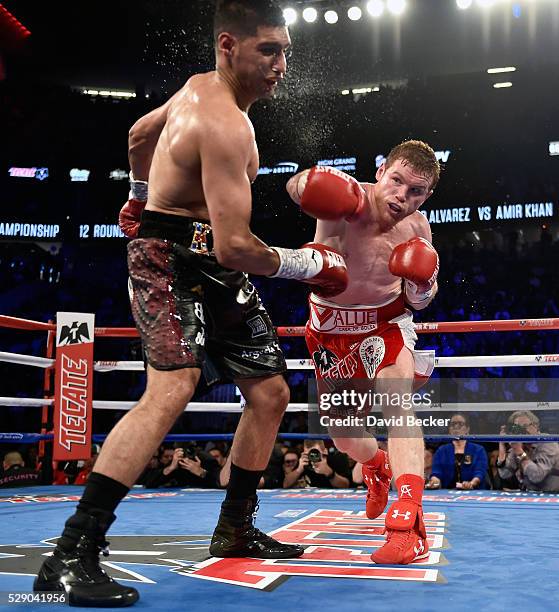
[
  {"left": 426, "top": 413, "right": 488, "bottom": 490},
  {"left": 135, "top": 452, "right": 161, "bottom": 486},
  {"left": 487, "top": 448, "right": 520, "bottom": 490},
  {"left": 159, "top": 446, "right": 176, "bottom": 468},
  {"left": 208, "top": 447, "right": 227, "bottom": 468},
  {"left": 283, "top": 440, "right": 351, "bottom": 489},
  {"left": 73, "top": 445, "right": 100, "bottom": 485},
  {"left": 497, "top": 411, "right": 559, "bottom": 492},
  {"left": 282, "top": 450, "right": 308, "bottom": 488},
  {"left": 142, "top": 444, "right": 220, "bottom": 488},
  {"left": 0, "top": 451, "right": 40, "bottom": 488},
  {"left": 424, "top": 447, "right": 434, "bottom": 484}
]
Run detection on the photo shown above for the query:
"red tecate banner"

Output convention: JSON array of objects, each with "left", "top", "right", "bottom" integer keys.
[{"left": 53, "top": 312, "right": 95, "bottom": 461}]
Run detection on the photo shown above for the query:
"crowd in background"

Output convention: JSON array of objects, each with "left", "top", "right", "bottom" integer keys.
[
  {"left": 1, "top": 78, "right": 559, "bottom": 493},
  {"left": 3, "top": 407, "right": 559, "bottom": 492}
]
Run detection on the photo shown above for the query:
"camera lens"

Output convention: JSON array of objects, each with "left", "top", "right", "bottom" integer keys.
[
  {"left": 308, "top": 449, "right": 322, "bottom": 464},
  {"left": 508, "top": 423, "right": 527, "bottom": 435},
  {"left": 183, "top": 444, "right": 197, "bottom": 459}
]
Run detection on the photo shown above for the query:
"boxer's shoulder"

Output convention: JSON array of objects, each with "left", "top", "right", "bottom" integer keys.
[{"left": 406, "top": 210, "right": 431, "bottom": 239}]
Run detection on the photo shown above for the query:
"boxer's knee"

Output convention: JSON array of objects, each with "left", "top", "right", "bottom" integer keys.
[
  {"left": 238, "top": 375, "right": 290, "bottom": 420},
  {"left": 142, "top": 366, "right": 200, "bottom": 420}
]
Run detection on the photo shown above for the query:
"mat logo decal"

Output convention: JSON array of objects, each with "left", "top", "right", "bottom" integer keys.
[
  {"left": 0, "top": 535, "right": 211, "bottom": 583},
  {"left": 185, "top": 509, "right": 446, "bottom": 589},
  {"left": 0, "top": 511, "right": 446, "bottom": 591}
]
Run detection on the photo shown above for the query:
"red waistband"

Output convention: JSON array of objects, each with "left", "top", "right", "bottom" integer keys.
[{"left": 308, "top": 294, "right": 406, "bottom": 334}]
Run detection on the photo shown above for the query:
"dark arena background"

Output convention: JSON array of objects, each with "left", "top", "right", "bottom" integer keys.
[{"left": 1, "top": 1, "right": 559, "bottom": 610}]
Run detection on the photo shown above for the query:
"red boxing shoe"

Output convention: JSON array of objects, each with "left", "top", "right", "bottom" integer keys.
[
  {"left": 371, "top": 499, "right": 429, "bottom": 565},
  {"left": 362, "top": 449, "right": 392, "bottom": 519}
]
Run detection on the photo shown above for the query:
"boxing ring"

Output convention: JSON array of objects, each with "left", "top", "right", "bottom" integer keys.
[{"left": 1, "top": 314, "right": 559, "bottom": 610}]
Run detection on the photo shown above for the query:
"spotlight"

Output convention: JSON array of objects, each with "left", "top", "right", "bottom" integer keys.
[
  {"left": 387, "top": 0, "right": 406, "bottom": 15},
  {"left": 367, "top": 0, "right": 384, "bottom": 18},
  {"left": 487, "top": 66, "right": 516, "bottom": 74},
  {"left": 302, "top": 7, "right": 318, "bottom": 23},
  {"left": 456, "top": 0, "right": 472, "bottom": 8},
  {"left": 348, "top": 6, "right": 363, "bottom": 21},
  {"left": 283, "top": 7, "right": 297, "bottom": 25},
  {"left": 324, "top": 10, "right": 339, "bottom": 24}
]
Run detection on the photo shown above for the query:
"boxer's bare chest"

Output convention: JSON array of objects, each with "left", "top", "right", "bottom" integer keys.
[{"left": 336, "top": 206, "right": 419, "bottom": 304}]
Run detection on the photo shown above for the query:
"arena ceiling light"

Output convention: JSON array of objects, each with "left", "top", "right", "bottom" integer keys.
[
  {"left": 387, "top": 0, "right": 406, "bottom": 15},
  {"left": 487, "top": 66, "right": 516, "bottom": 74},
  {"left": 324, "top": 10, "right": 339, "bottom": 24},
  {"left": 283, "top": 7, "right": 297, "bottom": 25},
  {"left": 456, "top": 0, "right": 473, "bottom": 9},
  {"left": 493, "top": 81, "right": 513, "bottom": 88},
  {"left": 302, "top": 7, "right": 318, "bottom": 23},
  {"left": 348, "top": 6, "right": 363, "bottom": 20},
  {"left": 367, "top": 0, "right": 385, "bottom": 18}
]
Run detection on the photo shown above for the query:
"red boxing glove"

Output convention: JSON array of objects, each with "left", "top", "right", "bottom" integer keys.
[
  {"left": 270, "top": 242, "right": 348, "bottom": 298},
  {"left": 389, "top": 237, "right": 439, "bottom": 306},
  {"left": 119, "top": 199, "right": 146, "bottom": 239},
  {"left": 119, "top": 173, "right": 148, "bottom": 239},
  {"left": 298, "top": 166, "right": 366, "bottom": 221}
]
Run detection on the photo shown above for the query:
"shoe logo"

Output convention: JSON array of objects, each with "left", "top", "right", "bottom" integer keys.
[
  {"left": 399, "top": 484, "right": 413, "bottom": 498},
  {"left": 363, "top": 473, "right": 380, "bottom": 486},
  {"left": 414, "top": 540, "right": 425, "bottom": 555},
  {"left": 391, "top": 509, "right": 411, "bottom": 521}
]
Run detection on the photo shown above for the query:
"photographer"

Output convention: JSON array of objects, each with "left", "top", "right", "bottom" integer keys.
[
  {"left": 497, "top": 411, "right": 559, "bottom": 492},
  {"left": 282, "top": 450, "right": 308, "bottom": 488},
  {"left": 142, "top": 443, "right": 220, "bottom": 488},
  {"left": 283, "top": 440, "right": 350, "bottom": 489}
]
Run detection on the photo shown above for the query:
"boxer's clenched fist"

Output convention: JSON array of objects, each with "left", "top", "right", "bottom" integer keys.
[
  {"left": 270, "top": 242, "right": 348, "bottom": 298},
  {"left": 389, "top": 237, "right": 439, "bottom": 307},
  {"left": 119, "top": 173, "right": 148, "bottom": 239},
  {"left": 287, "top": 166, "right": 366, "bottom": 221}
]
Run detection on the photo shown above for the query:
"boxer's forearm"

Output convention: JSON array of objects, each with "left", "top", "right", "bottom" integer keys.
[
  {"left": 128, "top": 124, "right": 162, "bottom": 181},
  {"left": 214, "top": 233, "right": 281, "bottom": 275}
]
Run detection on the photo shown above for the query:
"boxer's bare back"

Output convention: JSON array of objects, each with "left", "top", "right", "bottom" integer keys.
[{"left": 146, "top": 73, "right": 260, "bottom": 220}]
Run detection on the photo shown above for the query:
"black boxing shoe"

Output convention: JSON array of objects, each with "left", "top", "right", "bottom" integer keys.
[
  {"left": 33, "top": 511, "right": 138, "bottom": 608},
  {"left": 209, "top": 495, "right": 305, "bottom": 559}
]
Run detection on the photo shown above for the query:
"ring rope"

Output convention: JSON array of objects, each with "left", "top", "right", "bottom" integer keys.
[
  {"left": 2, "top": 314, "right": 559, "bottom": 336},
  {"left": 2, "top": 397, "right": 559, "bottom": 413},
  {"left": 1, "top": 352, "right": 558, "bottom": 370},
  {"left": 2, "top": 432, "right": 559, "bottom": 444}
]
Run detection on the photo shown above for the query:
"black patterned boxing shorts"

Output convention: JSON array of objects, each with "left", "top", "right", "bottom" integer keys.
[{"left": 127, "top": 210, "right": 286, "bottom": 381}]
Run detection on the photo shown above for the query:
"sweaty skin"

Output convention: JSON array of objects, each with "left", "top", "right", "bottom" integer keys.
[
  {"left": 288, "top": 158, "right": 437, "bottom": 306},
  {"left": 147, "top": 73, "right": 259, "bottom": 220},
  {"left": 127, "top": 25, "right": 291, "bottom": 276},
  {"left": 287, "top": 158, "right": 438, "bottom": 481}
]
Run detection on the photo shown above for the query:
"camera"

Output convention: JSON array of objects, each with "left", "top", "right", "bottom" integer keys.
[
  {"left": 180, "top": 443, "right": 198, "bottom": 459},
  {"left": 507, "top": 423, "right": 527, "bottom": 435},
  {"left": 307, "top": 448, "right": 322, "bottom": 464}
]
